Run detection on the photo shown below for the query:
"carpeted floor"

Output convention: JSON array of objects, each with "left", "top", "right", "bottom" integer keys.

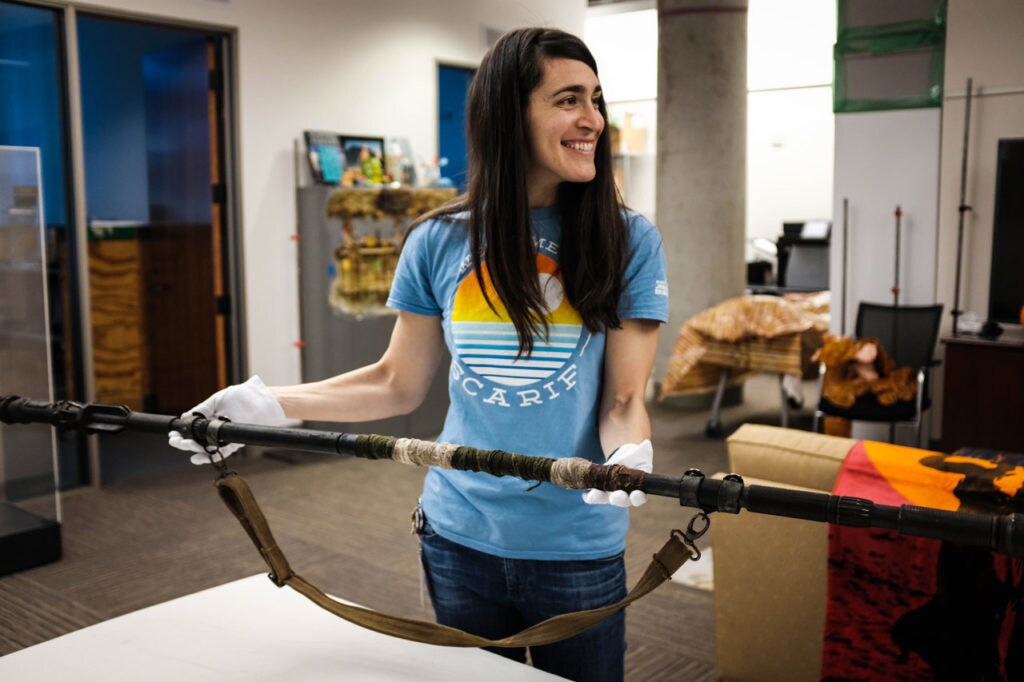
[{"left": 0, "top": 374, "right": 815, "bottom": 679}]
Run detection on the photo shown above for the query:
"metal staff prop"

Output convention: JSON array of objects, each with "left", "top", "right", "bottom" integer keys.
[{"left": 3, "top": 396, "right": 1024, "bottom": 647}]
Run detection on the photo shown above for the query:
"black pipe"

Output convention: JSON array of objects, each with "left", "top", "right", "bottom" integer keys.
[
  {"left": 3, "top": 396, "right": 1022, "bottom": 557},
  {"left": 952, "top": 77, "right": 974, "bottom": 337},
  {"left": 841, "top": 197, "right": 849, "bottom": 336}
]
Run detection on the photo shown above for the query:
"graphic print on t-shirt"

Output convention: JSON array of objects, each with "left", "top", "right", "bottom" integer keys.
[{"left": 451, "top": 253, "right": 582, "bottom": 387}]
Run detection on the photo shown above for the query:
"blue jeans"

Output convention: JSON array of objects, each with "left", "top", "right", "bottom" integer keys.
[{"left": 418, "top": 517, "right": 627, "bottom": 682}]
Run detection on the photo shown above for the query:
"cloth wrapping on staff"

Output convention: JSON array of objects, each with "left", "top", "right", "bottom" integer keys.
[
  {"left": 659, "top": 292, "right": 829, "bottom": 397},
  {"left": 823, "top": 441, "right": 1024, "bottom": 681}
]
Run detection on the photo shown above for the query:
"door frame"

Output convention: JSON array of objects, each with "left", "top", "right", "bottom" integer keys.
[{"left": 18, "top": 1, "right": 244, "bottom": 486}]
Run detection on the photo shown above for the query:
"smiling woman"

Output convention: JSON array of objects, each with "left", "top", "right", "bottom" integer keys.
[{"left": 169, "top": 27, "right": 669, "bottom": 682}]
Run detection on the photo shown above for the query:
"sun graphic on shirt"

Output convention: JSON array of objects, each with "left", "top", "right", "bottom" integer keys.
[{"left": 451, "top": 254, "right": 582, "bottom": 387}]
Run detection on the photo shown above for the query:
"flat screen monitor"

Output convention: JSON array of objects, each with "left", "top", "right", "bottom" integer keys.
[{"left": 988, "top": 138, "right": 1024, "bottom": 325}]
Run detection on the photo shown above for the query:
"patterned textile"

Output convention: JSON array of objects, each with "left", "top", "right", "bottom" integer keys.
[
  {"left": 659, "top": 292, "right": 829, "bottom": 397},
  {"left": 823, "top": 441, "right": 1024, "bottom": 680}
]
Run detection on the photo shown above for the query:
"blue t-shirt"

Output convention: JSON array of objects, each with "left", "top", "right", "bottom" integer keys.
[{"left": 386, "top": 206, "right": 668, "bottom": 560}]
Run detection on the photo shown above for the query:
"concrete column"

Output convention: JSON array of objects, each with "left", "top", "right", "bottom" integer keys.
[{"left": 655, "top": 0, "right": 747, "bottom": 384}]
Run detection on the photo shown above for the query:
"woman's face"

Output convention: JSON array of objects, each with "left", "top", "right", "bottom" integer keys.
[{"left": 524, "top": 57, "right": 605, "bottom": 207}]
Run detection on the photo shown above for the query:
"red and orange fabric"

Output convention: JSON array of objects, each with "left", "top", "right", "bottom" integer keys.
[{"left": 823, "top": 441, "right": 1024, "bottom": 680}]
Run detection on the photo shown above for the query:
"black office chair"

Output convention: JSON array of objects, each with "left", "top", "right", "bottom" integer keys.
[{"left": 813, "top": 302, "right": 944, "bottom": 447}]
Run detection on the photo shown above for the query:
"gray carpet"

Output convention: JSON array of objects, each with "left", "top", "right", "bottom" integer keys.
[{"left": 0, "top": 375, "right": 814, "bottom": 680}]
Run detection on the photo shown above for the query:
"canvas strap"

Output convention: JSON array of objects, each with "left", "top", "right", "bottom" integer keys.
[{"left": 214, "top": 472, "right": 697, "bottom": 647}]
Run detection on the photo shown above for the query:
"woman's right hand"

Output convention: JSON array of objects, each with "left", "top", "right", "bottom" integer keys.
[{"left": 167, "top": 375, "right": 287, "bottom": 465}]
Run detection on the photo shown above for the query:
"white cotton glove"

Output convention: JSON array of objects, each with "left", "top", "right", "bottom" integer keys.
[
  {"left": 167, "top": 375, "right": 287, "bottom": 465},
  {"left": 582, "top": 439, "right": 653, "bottom": 508}
]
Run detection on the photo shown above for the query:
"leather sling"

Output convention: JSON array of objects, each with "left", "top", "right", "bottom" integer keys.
[{"left": 214, "top": 472, "right": 697, "bottom": 647}]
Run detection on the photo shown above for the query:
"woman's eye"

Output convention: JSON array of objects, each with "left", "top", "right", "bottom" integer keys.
[{"left": 561, "top": 95, "right": 578, "bottom": 106}]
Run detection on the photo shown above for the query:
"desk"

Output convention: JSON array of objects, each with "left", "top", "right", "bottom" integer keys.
[
  {"left": 941, "top": 334, "right": 1024, "bottom": 453},
  {"left": 0, "top": 575, "right": 562, "bottom": 681}
]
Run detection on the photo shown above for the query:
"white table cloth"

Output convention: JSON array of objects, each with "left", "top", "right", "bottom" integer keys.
[{"left": 0, "top": 574, "right": 563, "bottom": 680}]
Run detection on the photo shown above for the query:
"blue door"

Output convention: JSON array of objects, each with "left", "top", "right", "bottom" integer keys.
[{"left": 437, "top": 64, "right": 475, "bottom": 193}]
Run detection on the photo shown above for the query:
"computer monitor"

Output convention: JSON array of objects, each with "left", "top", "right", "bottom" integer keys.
[{"left": 988, "top": 138, "right": 1024, "bottom": 325}]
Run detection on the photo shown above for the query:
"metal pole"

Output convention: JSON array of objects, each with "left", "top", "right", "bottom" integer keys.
[
  {"left": 892, "top": 206, "right": 902, "bottom": 363},
  {"left": 892, "top": 205, "right": 902, "bottom": 309},
  {"left": 841, "top": 197, "right": 849, "bottom": 336},
  {"left": 952, "top": 77, "right": 974, "bottom": 337}
]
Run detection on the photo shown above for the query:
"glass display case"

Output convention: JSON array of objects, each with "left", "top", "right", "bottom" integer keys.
[{"left": 0, "top": 146, "right": 61, "bottom": 575}]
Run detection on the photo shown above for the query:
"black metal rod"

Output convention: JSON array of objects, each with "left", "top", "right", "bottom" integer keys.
[
  {"left": 952, "top": 77, "right": 974, "bottom": 337},
  {"left": 893, "top": 205, "right": 902, "bottom": 309},
  {"left": 841, "top": 197, "right": 849, "bottom": 337},
  {"left": 2, "top": 396, "right": 1022, "bottom": 557},
  {"left": 892, "top": 206, "right": 902, "bottom": 367}
]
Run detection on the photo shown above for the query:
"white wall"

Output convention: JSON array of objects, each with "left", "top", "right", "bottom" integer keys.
[
  {"left": 936, "top": 0, "right": 1024, "bottom": 334},
  {"left": 746, "top": 0, "right": 835, "bottom": 257},
  {"left": 585, "top": 7, "right": 657, "bottom": 103},
  {"left": 69, "top": 0, "right": 587, "bottom": 386},
  {"left": 747, "top": 86, "right": 834, "bottom": 252},
  {"left": 586, "top": 0, "right": 836, "bottom": 262},
  {"left": 832, "top": 110, "right": 942, "bottom": 331},
  {"left": 584, "top": 8, "right": 658, "bottom": 220}
]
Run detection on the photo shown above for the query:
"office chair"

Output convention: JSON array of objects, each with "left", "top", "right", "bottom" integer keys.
[{"left": 813, "top": 302, "right": 944, "bottom": 447}]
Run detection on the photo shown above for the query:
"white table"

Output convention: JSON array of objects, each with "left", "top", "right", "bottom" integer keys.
[{"left": 0, "top": 575, "right": 563, "bottom": 680}]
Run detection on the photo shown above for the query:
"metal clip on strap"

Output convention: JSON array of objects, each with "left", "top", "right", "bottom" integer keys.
[{"left": 672, "top": 510, "right": 711, "bottom": 561}]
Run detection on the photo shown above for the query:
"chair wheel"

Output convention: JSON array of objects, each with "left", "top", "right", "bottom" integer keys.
[{"left": 705, "top": 419, "right": 725, "bottom": 438}]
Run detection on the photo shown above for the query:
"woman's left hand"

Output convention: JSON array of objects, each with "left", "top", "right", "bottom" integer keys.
[{"left": 582, "top": 440, "right": 653, "bottom": 507}]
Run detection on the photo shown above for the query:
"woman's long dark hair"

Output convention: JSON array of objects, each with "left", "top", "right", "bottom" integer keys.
[{"left": 416, "top": 28, "right": 627, "bottom": 356}]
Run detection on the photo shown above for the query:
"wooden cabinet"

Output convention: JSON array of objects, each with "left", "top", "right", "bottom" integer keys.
[{"left": 941, "top": 335, "right": 1024, "bottom": 453}]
